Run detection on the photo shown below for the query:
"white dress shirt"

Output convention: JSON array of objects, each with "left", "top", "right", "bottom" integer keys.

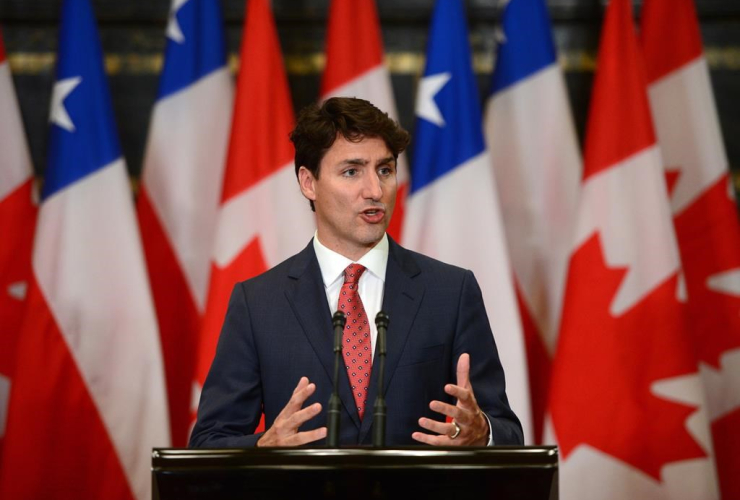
[{"left": 313, "top": 232, "right": 388, "bottom": 361}]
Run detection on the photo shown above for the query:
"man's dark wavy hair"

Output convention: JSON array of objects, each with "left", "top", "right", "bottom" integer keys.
[{"left": 290, "top": 97, "right": 410, "bottom": 210}]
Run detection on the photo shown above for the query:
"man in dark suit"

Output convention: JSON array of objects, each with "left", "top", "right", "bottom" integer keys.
[{"left": 190, "top": 97, "right": 522, "bottom": 448}]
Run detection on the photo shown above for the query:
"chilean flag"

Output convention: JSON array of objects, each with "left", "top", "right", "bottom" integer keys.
[
  {"left": 192, "top": 0, "right": 315, "bottom": 421},
  {"left": 137, "top": 0, "right": 233, "bottom": 447},
  {"left": 484, "top": 0, "right": 581, "bottom": 445},
  {"left": 0, "top": 27, "right": 37, "bottom": 459},
  {"left": 402, "top": 0, "right": 532, "bottom": 442},
  {"left": 548, "top": 0, "right": 718, "bottom": 497},
  {"left": 320, "top": 0, "right": 408, "bottom": 240},
  {"left": 641, "top": 0, "right": 740, "bottom": 497},
  {"left": 0, "top": 1, "right": 169, "bottom": 499}
]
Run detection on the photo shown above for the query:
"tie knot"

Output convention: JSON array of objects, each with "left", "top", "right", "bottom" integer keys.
[{"left": 343, "top": 264, "right": 366, "bottom": 284}]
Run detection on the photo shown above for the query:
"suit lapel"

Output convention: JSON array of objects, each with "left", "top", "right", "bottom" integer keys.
[
  {"left": 359, "top": 238, "right": 424, "bottom": 442},
  {"left": 284, "top": 241, "right": 362, "bottom": 430}
]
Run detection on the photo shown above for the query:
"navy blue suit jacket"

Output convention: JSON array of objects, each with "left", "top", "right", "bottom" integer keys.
[{"left": 190, "top": 238, "right": 523, "bottom": 447}]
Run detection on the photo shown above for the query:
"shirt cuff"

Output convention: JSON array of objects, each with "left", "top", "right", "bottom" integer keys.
[{"left": 482, "top": 412, "right": 494, "bottom": 446}]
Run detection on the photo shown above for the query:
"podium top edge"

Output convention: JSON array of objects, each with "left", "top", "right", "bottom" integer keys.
[{"left": 152, "top": 446, "right": 558, "bottom": 470}]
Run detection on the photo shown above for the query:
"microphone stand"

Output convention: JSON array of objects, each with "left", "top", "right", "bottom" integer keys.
[
  {"left": 373, "top": 311, "right": 389, "bottom": 448},
  {"left": 326, "top": 311, "right": 346, "bottom": 447}
]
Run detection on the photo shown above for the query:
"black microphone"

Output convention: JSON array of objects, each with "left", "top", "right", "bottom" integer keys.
[
  {"left": 326, "top": 311, "right": 346, "bottom": 447},
  {"left": 372, "top": 311, "right": 389, "bottom": 448}
]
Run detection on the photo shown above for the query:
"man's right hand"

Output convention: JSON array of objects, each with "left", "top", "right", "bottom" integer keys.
[{"left": 257, "top": 377, "right": 327, "bottom": 447}]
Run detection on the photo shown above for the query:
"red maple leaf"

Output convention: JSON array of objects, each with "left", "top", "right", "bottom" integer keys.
[
  {"left": 673, "top": 174, "right": 740, "bottom": 368},
  {"left": 550, "top": 233, "right": 706, "bottom": 480}
]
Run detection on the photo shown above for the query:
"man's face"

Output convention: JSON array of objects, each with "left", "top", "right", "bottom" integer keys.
[{"left": 298, "top": 135, "right": 397, "bottom": 261}]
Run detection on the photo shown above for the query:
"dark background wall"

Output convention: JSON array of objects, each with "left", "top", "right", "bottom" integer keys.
[{"left": 1, "top": 0, "right": 738, "bottom": 185}]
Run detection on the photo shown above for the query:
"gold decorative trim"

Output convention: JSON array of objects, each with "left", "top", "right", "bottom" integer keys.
[
  {"left": 7, "top": 47, "right": 740, "bottom": 75},
  {"left": 732, "top": 170, "right": 740, "bottom": 191}
]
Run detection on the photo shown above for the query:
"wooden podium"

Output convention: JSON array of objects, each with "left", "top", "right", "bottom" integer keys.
[{"left": 152, "top": 446, "right": 558, "bottom": 499}]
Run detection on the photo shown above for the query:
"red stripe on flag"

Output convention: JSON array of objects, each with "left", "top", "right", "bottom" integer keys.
[
  {"left": 0, "top": 276, "right": 135, "bottom": 500},
  {"left": 640, "top": 0, "right": 703, "bottom": 84},
  {"left": 0, "top": 179, "right": 35, "bottom": 461},
  {"left": 0, "top": 179, "right": 36, "bottom": 378},
  {"left": 515, "top": 285, "right": 551, "bottom": 445},
  {"left": 582, "top": 0, "right": 655, "bottom": 181},
  {"left": 0, "top": 29, "right": 5, "bottom": 63},
  {"left": 137, "top": 188, "right": 199, "bottom": 447},
  {"left": 220, "top": 0, "right": 294, "bottom": 202},
  {"left": 321, "top": 0, "right": 384, "bottom": 95}
]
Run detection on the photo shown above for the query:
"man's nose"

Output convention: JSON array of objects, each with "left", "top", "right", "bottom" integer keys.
[{"left": 363, "top": 172, "right": 383, "bottom": 200}]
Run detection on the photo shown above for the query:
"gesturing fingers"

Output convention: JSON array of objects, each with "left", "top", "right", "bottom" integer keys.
[
  {"left": 293, "top": 376, "right": 309, "bottom": 395},
  {"left": 281, "top": 377, "right": 317, "bottom": 417},
  {"left": 456, "top": 353, "right": 471, "bottom": 389},
  {"left": 286, "top": 401, "right": 323, "bottom": 430},
  {"left": 284, "top": 427, "right": 328, "bottom": 447},
  {"left": 429, "top": 398, "right": 479, "bottom": 427},
  {"left": 412, "top": 354, "right": 489, "bottom": 446},
  {"left": 259, "top": 377, "right": 324, "bottom": 447},
  {"left": 445, "top": 383, "right": 479, "bottom": 414},
  {"left": 418, "top": 417, "right": 458, "bottom": 437},
  {"left": 411, "top": 430, "right": 454, "bottom": 446}
]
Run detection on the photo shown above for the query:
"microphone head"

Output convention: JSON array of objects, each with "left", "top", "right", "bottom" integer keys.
[
  {"left": 375, "top": 311, "right": 389, "bottom": 329},
  {"left": 332, "top": 311, "right": 347, "bottom": 328}
]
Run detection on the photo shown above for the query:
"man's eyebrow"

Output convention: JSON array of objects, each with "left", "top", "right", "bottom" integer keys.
[
  {"left": 339, "top": 158, "right": 369, "bottom": 166},
  {"left": 337, "top": 156, "right": 395, "bottom": 167}
]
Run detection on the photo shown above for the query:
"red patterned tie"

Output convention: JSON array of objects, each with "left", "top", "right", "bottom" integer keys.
[{"left": 337, "top": 263, "right": 372, "bottom": 419}]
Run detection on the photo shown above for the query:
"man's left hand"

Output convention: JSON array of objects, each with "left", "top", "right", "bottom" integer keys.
[{"left": 411, "top": 353, "right": 489, "bottom": 446}]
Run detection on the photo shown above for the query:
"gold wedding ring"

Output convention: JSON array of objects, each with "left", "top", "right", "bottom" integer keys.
[{"left": 449, "top": 420, "right": 461, "bottom": 439}]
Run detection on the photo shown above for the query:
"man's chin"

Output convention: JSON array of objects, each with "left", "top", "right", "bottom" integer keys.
[{"left": 359, "top": 226, "right": 387, "bottom": 247}]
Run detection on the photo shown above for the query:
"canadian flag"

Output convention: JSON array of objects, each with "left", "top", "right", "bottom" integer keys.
[
  {"left": 0, "top": 27, "right": 37, "bottom": 459},
  {"left": 137, "top": 0, "right": 233, "bottom": 447},
  {"left": 320, "top": 0, "right": 408, "bottom": 240},
  {"left": 548, "top": 0, "right": 718, "bottom": 498},
  {"left": 641, "top": 0, "right": 740, "bottom": 497},
  {"left": 192, "top": 0, "right": 314, "bottom": 424},
  {"left": 0, "top": 1, "right": 169, "bottom": 499}
]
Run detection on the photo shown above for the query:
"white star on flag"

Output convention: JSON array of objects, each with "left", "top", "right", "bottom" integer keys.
[
  {"left": 49, "top": 76, "right": 82, "bottom": 132},
  {"left": 166, "top": 0, "right": 190, "bottom": 44},
  {"left": 415, "top": 72, "right": 451, "bottom": 127}
]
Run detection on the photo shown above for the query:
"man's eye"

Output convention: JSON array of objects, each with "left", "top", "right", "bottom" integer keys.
[
  {"left": 343, "top": 169, "right": 357, "bottom": 177},
  {"left": 379, "top": 166, "right": 394, "bottom": 176}
]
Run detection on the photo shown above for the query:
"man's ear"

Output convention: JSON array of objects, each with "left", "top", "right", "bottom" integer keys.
[{"left": 298, "top": 166, "right": 317, "bottom": 202}]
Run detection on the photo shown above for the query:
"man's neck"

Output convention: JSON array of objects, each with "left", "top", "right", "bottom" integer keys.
[
  {"left": 314, "top": 233, "right": 383, "bottom": 262},
  {"left": 313, "top": 232, "right": 389, "bottom": 288}
]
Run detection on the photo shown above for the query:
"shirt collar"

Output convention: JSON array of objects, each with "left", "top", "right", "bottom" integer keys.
[{"left": 313, "top": 231, "right": 389, "bottom": 288}]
